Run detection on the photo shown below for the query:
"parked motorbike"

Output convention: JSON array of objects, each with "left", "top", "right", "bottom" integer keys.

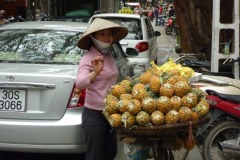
[
  {"left": 7, "top": 15, "right": 25, "bottom": 22},
  {"left": 164, "top": 16, "right": 176, "bottom": 35},
  {"left": 193, "top": 78, "right": 240, "bottom": 160},
  {"left": 148, "top": 10, "right": 154, "bottom": 22},
  {"left": 157, "top": 15, "right": 167, "bottom": 26},
  {"left": 36, "top": 12, "right": 50, "bottom": 21},
  {"left": 175, "top": 55, "right": 240, "bottom": 79}
]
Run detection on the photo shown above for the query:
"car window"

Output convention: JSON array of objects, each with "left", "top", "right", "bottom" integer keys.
[
  {"left": 0, "top": 29, "right": 126, "bottom": 65},
  {"left": 0, "top": 29, "right": 85, "bottom": 64},
  {"left": 145, "top": 18, "right": 155, "bottom": 39},
  {"left": 93, "top": 17, "right": 143, "bottom": 40}
]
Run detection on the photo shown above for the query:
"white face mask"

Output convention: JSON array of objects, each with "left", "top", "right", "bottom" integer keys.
[
  {"left": 90, "top": 36, "right": 112, "bottom": 48},
  {"left": 90, "top": 36, "right": 112, "bottom": 55}
]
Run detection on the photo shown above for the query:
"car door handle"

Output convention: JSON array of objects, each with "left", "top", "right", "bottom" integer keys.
[{"left": 120, "top": 41, "right": 128, "bottom": 45}]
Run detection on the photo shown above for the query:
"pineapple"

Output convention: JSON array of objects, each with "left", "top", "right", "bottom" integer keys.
[
  {"left": 192, "top": 98, "right": 210, "bottom": 117},
  {"left": 165, "top": 110, "right": 179, "bottom": 125},
  {"left": 118, "top": 99, "right": 130, "bottom": 113},
  {"left": 178, "top": 106, "right": 193, "bottom": 123},
  {"left": 191, "top": 87, "right": 206, "bottom": 101},
  {"left": 149, "top": 74, "right": 161, "bottom": 94},
  {"left": 132, "top": 88, "right": 149, "bottom": 101},
  {"left": 151, "top": 110, "right": 165, "bottom": 125},
  {"left": 142, "top": 97, "right": 157, "bottom": 114},
  {"left": 127, "top": 99, "right": 142, "bottom": 115},
  {"left": 164, "top": 74, "right": 188, "bottom": 85},
  {"left": 102, "top": 110, "right": 111, "bottom": 120},
  {"left": 120, "top": 93, "right": 133, "bottom": 100},
  {"left": 132, "top": 84, "right": 149, "bottom": 101},
  {"left": 147, "top": 66, "right": 163, "bottom": 76},
  {"left": 156, "top": 96, "right": 172, "bottom": 114},
  {"left": 121, "top": 111, "right": 136, "bottom": 128},
  {"left": 133, "top": 76, "right": 140, "bottom": 84},
  {"left": 181, "top": 93, "right": 198, "bottom": 109},
  {"left": 120, "top": 79, "right": 132, "bottom": 93},
  {"left": 173, "top": 75, "right": 188, "bottom": 83},
  {"left": 199, "top": 98, "right": 210, "bottom": 109},
  {"left": 160, "top": 83, "right": 174, "bottom": 98},
  {"left": 174, "top": 81, "right": 191, "bottom": 98},
  {"left": 191, "top": 111, "right": 200, "bottom": 121},
  {"left": 164, "top": 75, "right": 178, "bottom": 85},
  {"left": 108, "top": 113, "right": 123, "bottom": 127},
  {"left": 104, "top": 99, "right": 119, "bottom": 114},
  {"left": 136, "top": 111, "right": 151, "bottom": 126},
  {"left": 181, "top": 66, "right": 195, "bottom": 78},
  {"left": 132, "top": 83, "right": 145, "bottom": 92},
  {"left": 139, "top": 71, "right": 153, "bottom": 84},
  {"left": 111, "top": 84, "right": 126, "bottom": 98},
  {"left": 170, "top": 96, "right": 182, "bottom": 111},
  {"left": 104, "top": 94, "right": 119, "bottom": 102},
  {"left": 168, "top": 69, "right": 181, "bottom": 76}
]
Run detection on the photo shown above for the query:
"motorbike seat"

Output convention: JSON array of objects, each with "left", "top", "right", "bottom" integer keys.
[{"left": 206, "top": 89, "right": 240, "bottom": 103}]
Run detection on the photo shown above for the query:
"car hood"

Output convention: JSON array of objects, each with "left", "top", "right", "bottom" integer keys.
[{"left": 0, "top": 63, "right": 78, "bottom": 76}]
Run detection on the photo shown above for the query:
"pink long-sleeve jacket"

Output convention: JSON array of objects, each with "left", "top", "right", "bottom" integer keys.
[{"left": 75, "top": 47, "right": 118, "bottom": 111}]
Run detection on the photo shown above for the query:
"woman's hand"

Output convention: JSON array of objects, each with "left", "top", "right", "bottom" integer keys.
[{"left": 91, "top": 54, "right": 104, "bottom": 75}]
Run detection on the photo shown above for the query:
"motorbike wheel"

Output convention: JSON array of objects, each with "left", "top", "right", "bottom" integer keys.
[
  {"left": 165, "top": 26, "right": 172, "bottom": 35},
  {"left": 202, "top": 121, "right": 240, "bottom": 160}
]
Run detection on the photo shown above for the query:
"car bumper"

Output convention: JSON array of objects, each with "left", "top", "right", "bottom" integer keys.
[{"left": 0, "top": 108, "right": 86, "bottom": 153}]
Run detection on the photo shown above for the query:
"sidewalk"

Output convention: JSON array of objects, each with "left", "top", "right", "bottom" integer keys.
[
  {"left": 152, "top": 24, "right": 180, "bottom": 66},
  {"left": 152, "top": 23, "right": 204, "bottom": 160}
]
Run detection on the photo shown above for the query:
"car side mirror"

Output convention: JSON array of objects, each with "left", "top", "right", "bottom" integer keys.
[
  {"left": 155, "top": 31, "right": 161, "bottom": 37},
  {"left": 126, "top": 48, "right": 139, "bottom": 56}
]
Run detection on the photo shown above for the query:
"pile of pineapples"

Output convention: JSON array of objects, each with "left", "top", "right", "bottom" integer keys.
[{"left": 103, "top": 58, "right": 209, "bottom": 128}]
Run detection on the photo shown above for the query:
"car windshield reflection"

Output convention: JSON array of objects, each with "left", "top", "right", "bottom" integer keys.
[{"left": 0, "top": 29, "right": 86, "bottom": 64}]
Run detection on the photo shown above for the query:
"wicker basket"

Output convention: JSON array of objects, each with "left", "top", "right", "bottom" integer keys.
[{"left": 116, "top": 116, "right": 209, "bottom": 137}]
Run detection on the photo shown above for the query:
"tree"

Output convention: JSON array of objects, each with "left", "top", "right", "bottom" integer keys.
[{"left": 174, "top": 0, "right": 235, "bottom": 59}]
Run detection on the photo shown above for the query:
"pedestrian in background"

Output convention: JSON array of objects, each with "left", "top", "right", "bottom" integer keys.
[
  {"left": 158, "top": 4, "right": 163, "bottom": 15},
  {"left": 133, "top": 5, "right": 142, "bottom": 14},
  {"left": 147, "top": 4, "right": 154, "bottom": 21},
  {"left": 0, "top": 10, "right": 8, "bottom": 25},
  {"left": 75, "top": 18, "right": 128, "bottom": 160},
  {"left": 154, "top": 5, "right": 159, "bottom": 26},
  {"left": 168, "top": 5, "right": 175, "bottom": 17}
]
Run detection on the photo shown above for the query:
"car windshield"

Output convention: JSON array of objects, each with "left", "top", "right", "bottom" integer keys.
[
  {"left": 0, "top": 29, "right": 86, "bottom": 65},
  {"left": 98, "top": 18, "right": 142, "bottom": 40}
]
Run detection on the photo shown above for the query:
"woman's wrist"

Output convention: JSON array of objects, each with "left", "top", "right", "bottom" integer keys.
[{"left": 93, "top": 70, "right": 100, "bottom": 76}]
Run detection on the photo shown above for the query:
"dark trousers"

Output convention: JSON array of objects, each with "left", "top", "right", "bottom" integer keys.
[
  {"left": 155, "top": 16, "right": 159, "bottom": 26},
  {"left": 82, "top": 107, "right": 117, "bottom": 160}
]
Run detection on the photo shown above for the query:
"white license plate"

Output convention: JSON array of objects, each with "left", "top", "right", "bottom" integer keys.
[{"left": 0, "top": 89, "right": 26, "bottom": 112}]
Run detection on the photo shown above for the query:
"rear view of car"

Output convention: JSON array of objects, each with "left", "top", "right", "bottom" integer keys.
[
  {"left": 0, "top": 21, "right": 134, "bottom": 154},
  {"left": 89, "top": 13, "right": 161, "bottom": 75}
]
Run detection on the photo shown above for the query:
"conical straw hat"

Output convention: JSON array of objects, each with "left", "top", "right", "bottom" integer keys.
[{"left": 77, "top": 18, "right": 128, "bottom": 50}]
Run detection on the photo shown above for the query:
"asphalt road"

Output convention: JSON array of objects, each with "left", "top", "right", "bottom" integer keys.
[{"left": 0, "top": 152, "right": 86, "bottom": 160}]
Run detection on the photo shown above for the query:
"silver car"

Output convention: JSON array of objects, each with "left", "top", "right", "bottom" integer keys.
[{"left": 0, "top": 21, "right": 136, "bottom": 153}]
